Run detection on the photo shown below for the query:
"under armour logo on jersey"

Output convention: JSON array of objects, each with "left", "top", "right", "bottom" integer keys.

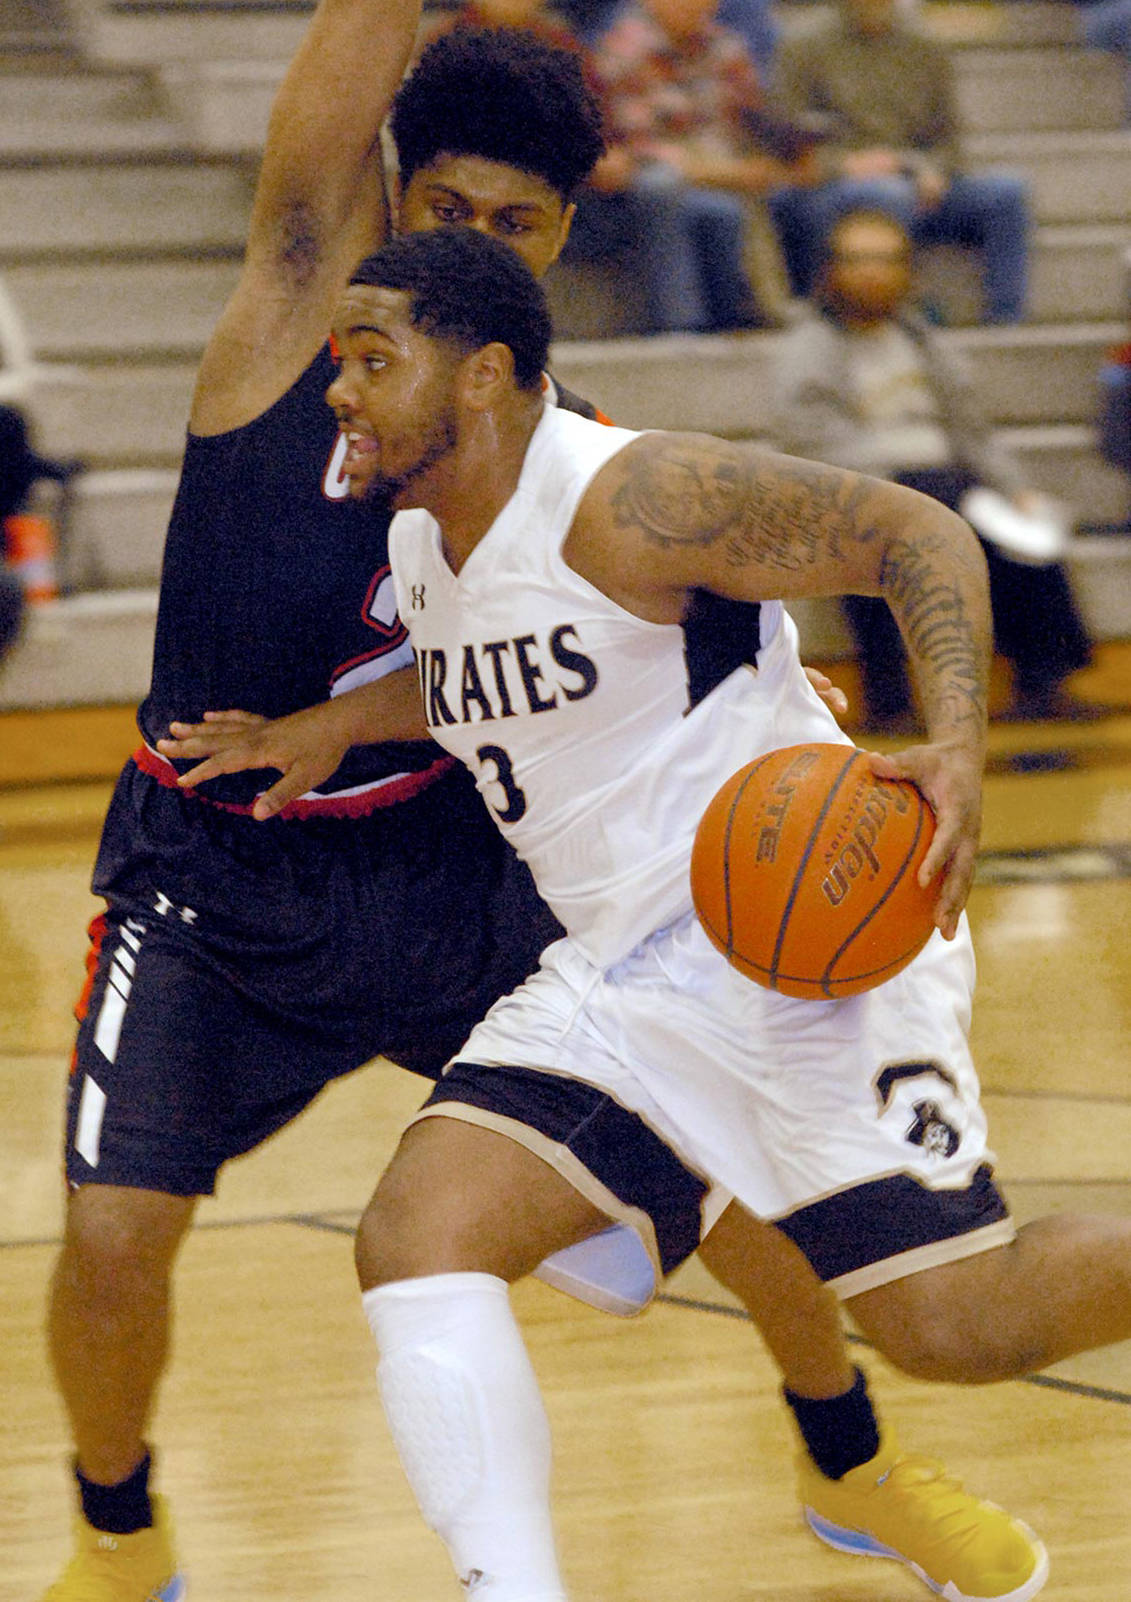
[
  {"left": 906, "top": 1099, "right": 960, "bottom": 1158},
  {"left": 154, "top": 890, "right": 198, "bottom": 925},
  {"left": 410, "top": 583, "right": 427, "bottom": 611}
]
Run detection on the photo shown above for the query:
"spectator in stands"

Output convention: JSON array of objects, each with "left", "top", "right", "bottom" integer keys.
[
  {"left": 1078, "top": 0, "right": 1131, "bottom": 120},
  {"left": 773, "top": 209, "right": 1099, "bottom": 728},
  {"left": 0, "top": 400, "right": 80, "bottom": 606},
  {"left": 560, "top": 0, "right": 779, "bottom": 75},
  {"left": 0, "top": 556, "right": 22, "bottom": 665},
  {"left": 771, "top": 0, "right": 1030, "bottom": 325},
  {"left": 1099, "top": 339, "right": 1131, "bottom": 475},
  {"left": 564, "top": 0, "right": 818, "bottom": 333}
]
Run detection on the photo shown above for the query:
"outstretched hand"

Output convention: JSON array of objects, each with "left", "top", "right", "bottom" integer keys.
[
  {"left": 863, "top": 740, "right": 983, "bottom": 940},
  {"left": 156, "top": 702, "right": 355, "bottom": 821}
]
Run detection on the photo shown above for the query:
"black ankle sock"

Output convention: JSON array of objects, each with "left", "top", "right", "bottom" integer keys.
[
  {"left": 784, "top": 1366, "right": 881, "bottom": 1481},
  {"left": 76, "top": 1450, "right": 154, "bottom": 1534}
]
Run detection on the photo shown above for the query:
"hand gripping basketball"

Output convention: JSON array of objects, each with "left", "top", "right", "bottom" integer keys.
[{"left": 691, "top": 743, "right": 937, "bottom": 1000}]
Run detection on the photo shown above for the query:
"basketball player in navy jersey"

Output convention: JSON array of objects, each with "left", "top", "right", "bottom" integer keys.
[{"left": 40, "top": 9, "right": 1042, "bottom": 1602}]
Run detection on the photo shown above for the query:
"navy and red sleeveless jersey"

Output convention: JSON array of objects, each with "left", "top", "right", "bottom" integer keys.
[
  {"left": 138, "top": 345, "right": 447, "bottom": 811},
  {"left": 137, "top": 352, "right": 760, "bottom": 811}
]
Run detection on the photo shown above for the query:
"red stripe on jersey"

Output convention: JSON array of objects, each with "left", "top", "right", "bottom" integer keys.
[
  {"left": 70, "top": 912, "right": 109, "bottom": 1077},
  {"left": 131, "top": 744, "right": 456, "bottom": 819}
]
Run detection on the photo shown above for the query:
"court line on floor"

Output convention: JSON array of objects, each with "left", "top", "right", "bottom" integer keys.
[
  {"left": 655, "top": 1291, "right": 1131, "bottom": 1406},
  {"left": 4, "top": 1207, "right": 1129, "bottom": 1404}
]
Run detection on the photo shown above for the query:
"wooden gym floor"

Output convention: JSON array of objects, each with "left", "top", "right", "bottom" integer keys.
[{"left": 2, "top": 645, "right": 1130, "bottom": 1600}]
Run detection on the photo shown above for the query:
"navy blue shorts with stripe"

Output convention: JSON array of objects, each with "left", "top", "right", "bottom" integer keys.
[{"left": 65, "top": 755, "right": 713, "bottom": 1278}]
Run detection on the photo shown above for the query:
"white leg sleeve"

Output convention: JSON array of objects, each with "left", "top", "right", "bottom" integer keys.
[{"left": 362, "top": 1273, "right": 567, "bottom": 1602}]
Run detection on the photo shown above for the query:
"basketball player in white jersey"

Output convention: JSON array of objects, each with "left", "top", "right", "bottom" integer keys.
[
  {"left": 39, "top": 12, "right": 1047, "bottom": 1602},
  {"left": 300, "top": 222, "right": 1131, "bottom": 1602}
]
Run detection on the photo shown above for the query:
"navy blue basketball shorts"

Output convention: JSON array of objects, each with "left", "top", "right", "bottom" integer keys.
[
  {"left": 63, "top": 754, "right": 715, "bottom": 1291},
  {"left": 65, "top": 756, "right": 561, "bottom": 1193}
]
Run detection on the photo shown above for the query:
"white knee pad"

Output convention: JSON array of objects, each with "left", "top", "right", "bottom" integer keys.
[{"left": 364, "top": 1273, "right": 565, "bottom": 1602}]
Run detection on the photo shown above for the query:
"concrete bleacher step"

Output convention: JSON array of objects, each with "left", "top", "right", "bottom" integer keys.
[
  {"left": 967, "top": 129, "right": 1131, "bottom": 225},
  {"left": 62, "top": 0, "right": 310, "bottom": 63},
  {"left": 0, "top": 62, "right": 185, "bottom": 154},
  {"left": 25, "top": 318, "right": 1124, "bottom": 480},
  {"left": 47, "top": 427, "right": 1124, "bottom": 601},
  {"left": 948, "top": 322, "right": 1126, "bottom": 426},
  {"left": 547, "top": 325, "right": 1124, "bottom": 435},
  {"left": 955, "top": 46, "right": 1126, "bottom": 133},
  {"left": 41, "top": 355, "right": 1126, "bottom": 602},
  {"left": 158, "top": 45, "right": 1127, "bottom": 162},
  {"left": 148, "top": 38, "right": 1127, "bottom": 159},
  {"left": 0, "top": 589, "right": 158, "bottom": 710},
  {"left": 30, "top": 357, "right": 195, "bottom": 467},
  {"left": 0, "top": 156, "right": 251, "bottom": 257},
  {"left": 6, "top": 223, "right": 1123, "bottom": 375},
  {"left": 806, "top": 0, "right": 1083, "bottom": 48},
  {"left": 1, "top": 257, "right": 241, "bottom": 361},
  {"left": 0, "top": 0, "right": 72, "bottom": 54},
  {"left": 1002, "top": 424, "right": 1131, "bottom": 528},
  {"left": 60, "top": 466, "right": 178, "bottom": 588}
]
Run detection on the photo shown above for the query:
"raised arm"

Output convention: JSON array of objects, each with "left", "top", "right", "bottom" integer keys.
[
  {"left": 575, "top": 433, "right": 991, "bottom": 930},
  {"left": 192, "top": 0, "right": 421, "bottom": 434}
]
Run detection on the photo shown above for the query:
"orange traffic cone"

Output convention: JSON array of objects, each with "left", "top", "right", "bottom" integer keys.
[{"left": 3, "top": 512, "right": 59, "bottom": 602}]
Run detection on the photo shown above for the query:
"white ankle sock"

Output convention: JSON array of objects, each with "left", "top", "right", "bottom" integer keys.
[{"left": 362, "top": 1273, "right": 566, "bottom": 1602}]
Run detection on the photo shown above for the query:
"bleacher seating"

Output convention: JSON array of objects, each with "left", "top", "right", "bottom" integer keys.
[{"left": 0, "top": 0, "right": 1127, "bottom": 708}]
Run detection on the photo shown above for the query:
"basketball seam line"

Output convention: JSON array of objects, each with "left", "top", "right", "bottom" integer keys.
[{"left": 770, "top": 748, "right": 859, "bottom": 989}]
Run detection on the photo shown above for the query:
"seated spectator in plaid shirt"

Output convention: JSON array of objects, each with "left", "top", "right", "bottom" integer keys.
[{"left": 564, "top": 0, "right": 817, "bottom": 332}]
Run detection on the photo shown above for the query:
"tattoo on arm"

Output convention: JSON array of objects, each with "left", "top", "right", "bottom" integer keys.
[
  {"left": 881, "top": 536, "right": 986, "bottom": 723},
  {"left": 609, "top": 441, "right": 879, "bottom": 573},
  {"left": 609, "top": 440, "right": 749, "bottom": 549}
]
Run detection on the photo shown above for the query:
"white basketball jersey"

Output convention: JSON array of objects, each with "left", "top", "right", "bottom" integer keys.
[{"left": 389, "top": 403, "right": 851, "bottom": 967}]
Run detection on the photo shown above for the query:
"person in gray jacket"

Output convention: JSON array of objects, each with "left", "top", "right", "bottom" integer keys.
[{"left": 773, "top": 207, "right": 1097, "bottom": 728}]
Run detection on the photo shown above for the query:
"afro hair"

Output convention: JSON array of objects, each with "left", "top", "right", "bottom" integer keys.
[{"left": 390, "top": 25, "right": 606, "bottom": 201}]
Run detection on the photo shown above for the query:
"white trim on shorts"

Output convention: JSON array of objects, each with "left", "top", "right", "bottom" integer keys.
[{"left": 457, "top": 911, "right": 1011, "bottom": 1293}]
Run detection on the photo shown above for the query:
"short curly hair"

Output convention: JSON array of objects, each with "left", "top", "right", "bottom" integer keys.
[
  {"left": 390, "top": 25, "right": 606, "bottom": 201},
  {"left": 349, "top": 226, "right": 552, "bottom": 390}
]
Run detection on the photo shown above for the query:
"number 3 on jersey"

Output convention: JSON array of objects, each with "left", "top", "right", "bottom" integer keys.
[{"left": 476, "top": 743, "right": 527, "bottom": 824}]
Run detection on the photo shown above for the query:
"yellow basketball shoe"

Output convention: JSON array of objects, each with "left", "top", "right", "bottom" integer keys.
[
  {"left": 798, "top": 1427, "right": 1049, "bottom": 1602},
  {"left": 41, "top": 1496, "right": 185, "bottom": 1602}
]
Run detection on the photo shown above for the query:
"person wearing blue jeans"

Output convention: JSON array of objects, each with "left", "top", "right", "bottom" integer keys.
[
  {"left": 1080, "top": 0, "right": 1131, "bottom": 119},
  {"left": 567, "top": 160, "right": 765, "bottom": 332},
  {"left": 772, "top": 0, "right": 1030, "bottom": 325},
  {"left": 772, "top": 169, "right": 1029, "bottom": 325},
  {"left": 567, "top": 0, "right": 813, "bottom": 333}
]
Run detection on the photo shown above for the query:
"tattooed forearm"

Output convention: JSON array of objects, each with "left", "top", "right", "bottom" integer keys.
[{"left": 881, "top": 537, "right": 987, "bottom": 724}]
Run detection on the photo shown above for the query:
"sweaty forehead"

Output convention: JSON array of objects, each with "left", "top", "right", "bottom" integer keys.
[{"left": 334, "top": 284, "right": 415, "bottom": 340}]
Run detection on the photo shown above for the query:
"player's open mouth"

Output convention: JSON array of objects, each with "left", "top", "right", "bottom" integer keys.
[{"left": 340, "top": 428, "right": 379, "bottom": 476}]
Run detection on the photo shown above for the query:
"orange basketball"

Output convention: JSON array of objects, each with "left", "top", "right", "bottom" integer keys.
[{"left": 690, "top": 743, "right": 937, "bottom": 1000}]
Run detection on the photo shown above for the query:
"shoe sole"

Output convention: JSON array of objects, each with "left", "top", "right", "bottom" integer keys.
[{"left": 803, "top": 1507, "right": 1050, "bottom": 1602}]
